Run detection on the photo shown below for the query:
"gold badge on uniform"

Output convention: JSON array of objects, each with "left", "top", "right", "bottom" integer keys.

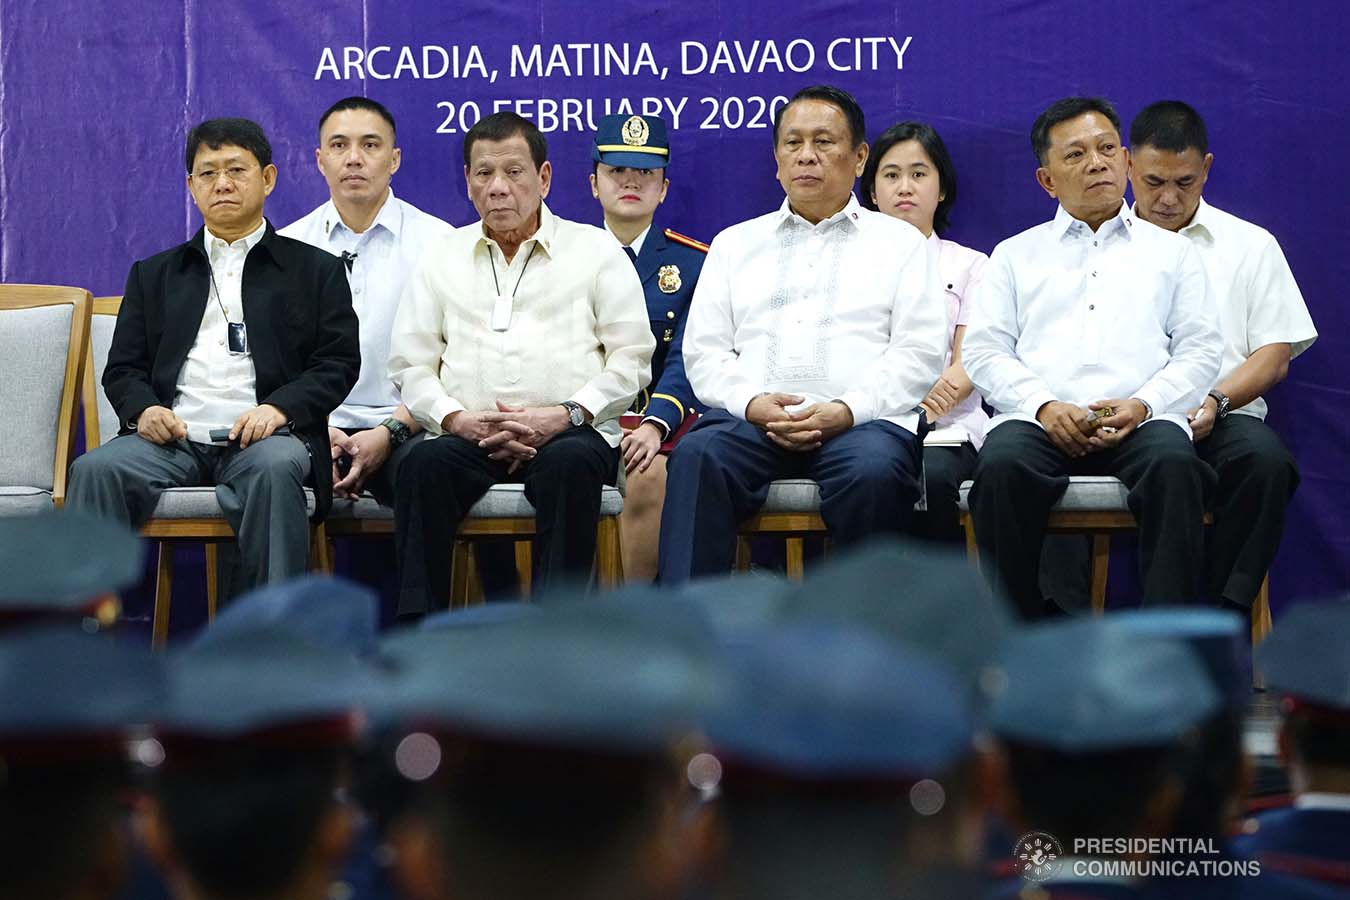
[
  {"left": 657, "top": 264, "right": 681, "bottom": 293},
  {"left": 621, "top": 115, "right": 649, "bottom": 146}
]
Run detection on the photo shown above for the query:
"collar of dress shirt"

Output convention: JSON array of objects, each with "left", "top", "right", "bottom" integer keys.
[
  {"left": 1051, "top": 201, "right": 1133, "bottom": 242},
  {"left": 773, "top": 193, "right": 864, "bottom": 232},
  {"left": 1176, "top": 196, "right": 1217, "bottom": 246},
  {"left": 477, "top": 200, "right": 556, "bottom": 259},
  {"left": 204, "top": 218, "right": 267, "bottom": 256},
  {"left": 604, "top": 221, "right": 652, "bottom": 257},
  {"left": 324, "top": 187, "right": 402, "bottom": 241},
  {"left": 1294, "top": 792, "right": 1350, "bottom": 812}
]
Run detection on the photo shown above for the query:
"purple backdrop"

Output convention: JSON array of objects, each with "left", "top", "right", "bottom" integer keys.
[{"left": 4, "top": 1, "right": 1345, "bottom": 610}]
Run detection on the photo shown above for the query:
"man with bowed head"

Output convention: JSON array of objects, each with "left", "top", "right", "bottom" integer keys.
[{"left": 659, "top": 84, "right": 946, "bottom": 582}]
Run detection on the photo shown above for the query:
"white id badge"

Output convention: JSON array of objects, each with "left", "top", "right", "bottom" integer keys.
[
  {"left": 779, "top": 314, "right": 815, "bottom": 367},
  {"left": 490, "top": 295, "right": 513, "bottom": 331}
]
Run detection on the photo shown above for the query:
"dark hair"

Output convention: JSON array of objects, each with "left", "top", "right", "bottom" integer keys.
[
  {"left": 1003, "top": 741, "right": 1180, "bottom": 842},
  {"left": 185, "top": 117, "right": 272, "bottom": 174},
  {"left": 1030, "top": 97, "right": 1121, "bottom": 165},
  {"left": 773, "top": 85, "right": 866, "bottom": 150},
  {"left": 319, "top": 96, "right": 397, "bottom": 141},
  {"left": 1286, "top": 710, "right": 1350, "bottom": 770},
  {"left": 1129, "top": 100, "right": 1209, "bottom": 156},
  {"left": 463, "top": 112, "right": 548, "bottom": 171},
  {"left": 154, "top": 744, "right": 346, "bottom": 898},
  {"left": 0, "top": 759, "right": 130, "bottom": 900},
  {"left": 859, "top": 121, "right": 959, "bottom": 233}
]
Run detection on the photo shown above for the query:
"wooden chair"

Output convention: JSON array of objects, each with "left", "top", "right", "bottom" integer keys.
[
  {"left": 957, "top": 476, "right": 1273, "bottom": 644},
  {"left": 324, "top": 483, "right": 626, "bottom": 605},
  {"left": 83, "top": 296, "right": 330, "bottom": 646},
  {"left": 0, "top": 284, "right": 91, "bottom": 514},
  {"left": 733, "top": 477, "right": 929, "bottom": 581}
]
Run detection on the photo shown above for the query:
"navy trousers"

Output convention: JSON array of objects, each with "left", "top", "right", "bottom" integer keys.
[{"left": 657, "top": 410, "right": 922, "bottom": 583}]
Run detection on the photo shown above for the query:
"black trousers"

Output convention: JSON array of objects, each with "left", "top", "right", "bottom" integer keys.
[
  {"left": 909, "top": 442, "right": 978, "bottom": 544},
  {"left": 393, "top": 426, "right": 618, "bottom": 616},
  {"left": 969, "top": 420, "right": 1215, "bottom": 619},
  {"left": 1198, "top": 414, "right": 1299, "bottom": 608}
]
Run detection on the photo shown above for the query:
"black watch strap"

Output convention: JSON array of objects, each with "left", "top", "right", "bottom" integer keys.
[
  {"left": 381, "top": 417, "right": 412, "bottom": 447},
  {"left": 1206, "top": 390, "right": 1231, "bottom": 420}
]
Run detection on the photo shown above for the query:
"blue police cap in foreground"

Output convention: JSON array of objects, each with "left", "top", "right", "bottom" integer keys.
[
  {"left": 708, "top": 620, "right": 973, "bottom": 780},
  {"left": 379, "top": 590, "right": 727, "bottom": 753},
  {"left": 193, "top": 574, "right": 378, "bottom": 657},
  {"left": 1114, "top": 607, "right": 1250, "bottom": 710},
  {"left": 988, "top": 617, "right": 1220, "bottom": 752},
  {"left": 0, "top": 511, "right": 142, "bottom": 617},
  {"left": 0, "top": 626, "right": 164, "bottom": 739},
  {"left": 1257, "top": 596, "right": 1350, "bottom": 710},
  {"left": 592, "top": 113, "right": 671, "bottom": 169},
  {"left": 161, "top": 628, "right": 378, "bottom": 738},
  {"left": 780, "top": 539, "right": 1015, "bottom": 691},
  {"left": 418, "top": 600, "right": 537, "bottom": 631}
]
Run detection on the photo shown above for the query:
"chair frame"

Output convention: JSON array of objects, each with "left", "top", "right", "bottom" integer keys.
[
  {"left": 83, "top": 296, "right": 330, "bottom": 646},
  {"left": 323, "top": 503, "right": 624, "bottom": 606},
  {"left": 959, "top": 503, "right": 1273, "bottom": 645},
  {"left": 1, "top": 284, "right": 92, "bottom": 508}
]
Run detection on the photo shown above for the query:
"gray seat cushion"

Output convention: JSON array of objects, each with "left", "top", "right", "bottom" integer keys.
[
  {"left": 327, "top": 484, "right": 624, "bottom": 521},
  {"left": 0, "top": 304, "right": 74, "bottom": 492},
  {"left": 149, "top": 487, "right": 317, "bottom": 519},
  {"left": 756, "top": 478, "right": 929, "bottom": 515},
  {"left": 957, "top": 475, "right": 1130, "bottom": 513},
  {"left": 0, "top": 486, "right": 55, "bottom": 516}
]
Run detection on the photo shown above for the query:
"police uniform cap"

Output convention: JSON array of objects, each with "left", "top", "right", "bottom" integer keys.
[
  {"left": 1114, "top": 607, "right": 1250, "bottom": 710},
  {"left": 707, "top": 620, "right": 973, "bottom": 781},
  {"left": 780, "top": 538, "right": 1015, "bottom": 691},
  {"left": 592, "top": 113, "right": 671, "bottom": 169},
  {"left": 987, "top": 617, "right": 1220, "bottom": 752},
  {"left": 378, "top": 589, "right": 727, "bottom": 753},
  {"left": 160, "top": 627, "right": 377, "bottom": 739},
  {"left": 1257, "top": 596, "right": 1350, "bottom": 710},
  {"left": 0, "top": 626, "right": 164, "bottom": 743},
  {"left": 0, "top": 511, "right": 142, "bottom": 615},
  {"left": 193, "top": 574, "right": 379, "bottom": 657}
]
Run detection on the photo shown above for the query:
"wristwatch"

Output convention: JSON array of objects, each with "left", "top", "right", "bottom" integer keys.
[
  {"left": 380, "top": 417, "right": 412, "bottom": 448},
  {"left": 561, "top": 401, "right": 587, "bottom": 428},
  {"left": 1206, "top": 389, "right": 1231, "bottom": 420}
]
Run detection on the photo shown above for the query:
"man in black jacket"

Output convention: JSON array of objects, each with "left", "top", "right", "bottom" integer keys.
[{"left": 67, "top": 117, "right": 359, "bottom": 591}]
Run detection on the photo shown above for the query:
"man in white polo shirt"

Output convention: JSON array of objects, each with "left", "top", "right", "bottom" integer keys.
[
  {"left": 963, "top": 96, "right": 1222, "bottom": 620},
  {"left": 281, "top": 96, "right": 453, "bottom": 506},
  {"left": 388, "top": 112, "right": 653, "bottom": 617},
  {"left": 1128, "top": 100, "right": 1317, "bottom": 614}
]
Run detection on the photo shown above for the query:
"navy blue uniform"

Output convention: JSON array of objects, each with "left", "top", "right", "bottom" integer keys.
[
  {"left": 630, "top": 227, "right": 704, "bottom": 437},
  {"left": 1233, "top": 806, "right": 1350, "bottom": 893}
]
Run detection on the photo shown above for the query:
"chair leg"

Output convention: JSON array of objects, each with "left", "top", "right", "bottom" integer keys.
[
  {"left": 310, "top": 523, "right": 333, "bottom": 574},
  {"left": 466, "top": 543, "right": 485, "bottom": 606},
  {"left": 596, "top": 516, "right": 623, "bottom": 588},
  {"left": 1089, "top": 534, "right": 1110, "bottom": 615},
  {"left": 785, "top": 537, "right": 805, "bottom": 581},
  {"left": 153, "top": 542, "right": 173, "bottom": 650},
  {"left": 450, "top": 541, "right": 470, "bottom": 609},
  {"left": 1252, "top": 574, "right": 1273, "bottom": 645},
  {"left": 204, "top": 543, "right": 219, "bottom": 622},
  {"left": 514, "top": 540, "right": 533, "bottom": 598},
  {"left": 734, "top": 537, "right": 751, "bottom": 572},
  {"left": 961, "top": 512, "right": 979, "bottom": 565}
]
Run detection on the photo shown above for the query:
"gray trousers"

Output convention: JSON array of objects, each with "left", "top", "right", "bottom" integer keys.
[{"left": 66, "top": 433, "right": 312, "bottom": 591}]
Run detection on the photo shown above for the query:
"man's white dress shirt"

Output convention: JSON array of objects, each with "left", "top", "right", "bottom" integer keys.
[
  {"left": 388, "top": 202, "right": 654, "bottom": 447},
  {"left": 1169, "top": 198, "right": 1317, "bottom": 420},
  {"left": 174, "top": 221, "right": 266, "bottom": 443},
  {"left": 280, "top": 190, "right": 454, "bottom": 429},
  {"left": 964, "top": 203, "right": 1222, "bottom": 436},
  {"left": 682, "top": 195, "right": 946, "bottom": 436}
]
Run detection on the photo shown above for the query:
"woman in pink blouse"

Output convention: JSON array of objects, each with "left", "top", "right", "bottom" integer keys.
[{"left": 860, "top": 121, "right": 989, "bottom": 542}]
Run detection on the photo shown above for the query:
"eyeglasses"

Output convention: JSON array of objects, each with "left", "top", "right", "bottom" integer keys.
[{"left": 190, "top": 165, "right": 256, "bottom": 186}]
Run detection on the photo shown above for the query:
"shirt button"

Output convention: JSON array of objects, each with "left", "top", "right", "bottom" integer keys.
[
  {"left": 354, "top": 288, "right": 362, "bottom": 294},
  {"left": 1089, "top": 304, "right": 1096, "bottom": 310},
  {"left": 218, "top": 339, "right": 225, "bottom": 346},
  {"left": 1092, "top": 272, "right": 1098, "bottom": 277},
  {"left": 666, "top": 311, "right": 675, "bottom": 320},
  {"left": 1092, "top": 241, "right": 1098, "bottom": 247}
]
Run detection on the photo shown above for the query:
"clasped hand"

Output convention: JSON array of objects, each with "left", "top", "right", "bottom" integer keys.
[
  {"left": 445, "top": 401, "right": 570, "bottom": 473},
  {"left": 747, "top": 393, "right": 854, "bottom": 452}
]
